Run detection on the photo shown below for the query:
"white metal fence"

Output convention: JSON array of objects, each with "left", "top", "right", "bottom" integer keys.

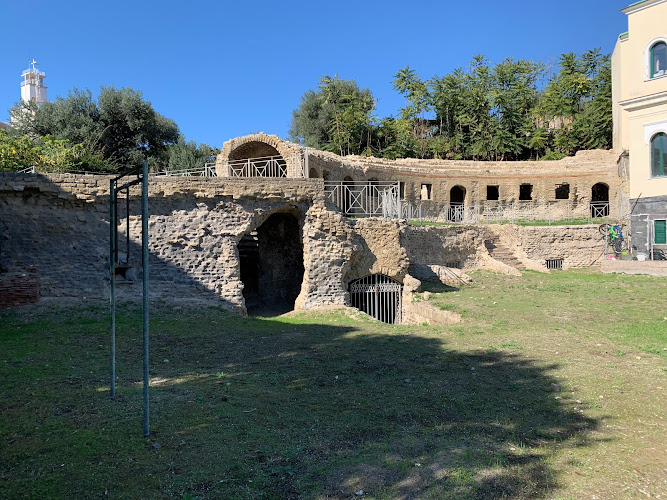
[
  {"left": 399, "top": 200, "right": 611, "bottom": 225},
  {"left": 153, "top": 153, "right": 306, "bottom": 179},
  {"left": 325, "top": 181, "right": 400, "bottom": 217}
]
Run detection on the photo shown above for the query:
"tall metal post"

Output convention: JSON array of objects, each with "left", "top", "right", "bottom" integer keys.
[
  {"left": 141, "top": 161, "right": 150, "bottom": 437},
  {"left": 109, "top": 179, "right": 116, "bottom": 398}
]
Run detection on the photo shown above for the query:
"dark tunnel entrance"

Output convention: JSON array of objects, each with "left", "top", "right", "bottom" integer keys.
[{"left": 238, "top": 212, "right": 304, "bottom": 316}]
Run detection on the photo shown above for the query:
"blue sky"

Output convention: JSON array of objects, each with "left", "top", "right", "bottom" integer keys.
[{"left": 1, "top": 0, "right": 630, "bottom": 148}]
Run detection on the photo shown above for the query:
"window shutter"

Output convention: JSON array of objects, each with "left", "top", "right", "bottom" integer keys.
[{"left": 655, "top": 220, "right": 667, "bottom": 245}]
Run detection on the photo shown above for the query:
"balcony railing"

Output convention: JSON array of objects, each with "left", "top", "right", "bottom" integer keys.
[
  {"left": 227, "top": 155, "right": 288, "bottom": 178},
  {"left": 325, "top": 181, "right": 400, "bottom": 218}
]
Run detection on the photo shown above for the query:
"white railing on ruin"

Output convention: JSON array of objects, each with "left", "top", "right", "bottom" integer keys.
[
  {"left": 325, "top": 181, "right": 400, "bottom": 218},
  {"left": 153, "top": 153, "right": 306, "bottom": 179},
  {"left": 398, "top": 199, "right": 609, "bottom": 225},
  {"left": 589, "top": 201, "right": 609, "bottom": 219},
  {"left": 153, "top": 163, "right": 217, "bottom": 178},
  {"left": 226, "top": 153, "right": 305, "bottom": 178},
  {"left": 227, "top": 155, "right": 288, "bottom": 178},
  {"left": 18, "top": 166, "right": 36, "bottom": 174},
  {"left": 478, "top": 200, "right": 602, "bottom": 224}
]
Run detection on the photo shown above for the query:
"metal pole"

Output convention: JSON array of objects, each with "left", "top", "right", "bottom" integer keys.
[
  {"left": 141, "top": 161, "right": 150, "bottom": 437},
  {"left": 109, "top": 179, "right": 116, "bottom": 398},
  {"left": 125, "top": 188, "right": 130, "bottom": 264}
]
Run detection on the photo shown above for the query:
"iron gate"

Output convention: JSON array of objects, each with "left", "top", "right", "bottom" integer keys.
[{"left": 349, "top": 274, "right": 403, "bottom": 324}]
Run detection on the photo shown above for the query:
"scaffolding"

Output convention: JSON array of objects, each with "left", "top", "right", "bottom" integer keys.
[{"left": 109, "top": 162, "right": 150, "bottom": 437}]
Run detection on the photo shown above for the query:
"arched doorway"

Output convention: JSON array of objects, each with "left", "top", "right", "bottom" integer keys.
[
  {"left": 591, "top": 183, "right": 609, "bottom": 218},
  {"left": 237, "top": 212, "right": 304, "bottom": 316},
  {"left": 308, "top": 167, "right": 318, "bottom": 178},
  {"left": 228, "top": 141, "right": 287, "bottom": 177},
  {"left": 448, "top": 185, "right": 466, "bottom": 222},
  {"left": 349, "top": 274, "right": 403, "bottom": 324}
]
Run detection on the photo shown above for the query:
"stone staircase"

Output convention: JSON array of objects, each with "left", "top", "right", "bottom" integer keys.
[{"left": 484, "top": 237, "right": 525, "bottom": 270}]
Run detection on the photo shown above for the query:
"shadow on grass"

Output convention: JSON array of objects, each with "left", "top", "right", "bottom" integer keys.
[
  {"left": 419, "top": 281, "right": 460, "bottom": 293},
  {"left": 0, "top": 306, "right": 602, "bottom": 499}
]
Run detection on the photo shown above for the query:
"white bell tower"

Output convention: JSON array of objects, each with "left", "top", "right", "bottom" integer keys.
[{"left": 20, "top": 59, "right": 47, "bottom": 106}]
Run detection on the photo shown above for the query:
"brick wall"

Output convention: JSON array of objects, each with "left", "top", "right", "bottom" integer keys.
[{"left": 0, "top": 266, "right": 39, "bottom": 308}]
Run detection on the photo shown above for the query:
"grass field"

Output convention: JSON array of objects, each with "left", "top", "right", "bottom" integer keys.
[{"left": 1, "top": 269, "right": 665, "bottom": 499}]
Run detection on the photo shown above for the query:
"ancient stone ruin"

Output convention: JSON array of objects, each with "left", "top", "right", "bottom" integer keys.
[{"left": 0, "top": 134, "right": 620, "bottom": 322}]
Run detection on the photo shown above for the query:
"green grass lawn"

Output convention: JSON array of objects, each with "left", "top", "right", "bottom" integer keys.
[{"left": 1, "top": 270, "right": 665, "bottom": 499}]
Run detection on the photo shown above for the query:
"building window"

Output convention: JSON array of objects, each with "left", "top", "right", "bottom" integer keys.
[
  {"left": 486, "top": 185, "right": 499, "bottom": 201},
  {"left": 651, "top": 133, "right": 667, "bottom": 177},
  {"left": 555, "top": 183, "right": 570, "bottom": 200},
  {"left": 519, "top": 184, "right": 532, "bottom": 201},
  {"left": 420, "top": 183, "right": 432, "bottom": 200},
  {"left": 655, "top": 220, "right": 667, "bottom": 245},
  {"left": 650, "top": 42, "right": 667, "bottom": 79}
]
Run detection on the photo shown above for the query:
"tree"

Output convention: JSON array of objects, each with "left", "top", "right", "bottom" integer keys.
[
  {"left": 167, "top": 136, "right": 219, "bottom": 172},
  {"left": 0, "top": 130, "right": 109, "bottom": 173},
  {"left": 97, "top": 86, "right": 179, "bottom": 167},
  {"left": 9, "top": 86, "right": 179, "bottom": 169},
  {"left": 534, "top": 49, "right": 612, "bottom": 155},
  {"left": 289, "top": 76, "right": 375, "bottom": 156},
  {"left": 392, "top": 66, "right": 433, "bottom": 158},
  {"left": 489, "top": 58, "right": 541, "bottom": 160}
]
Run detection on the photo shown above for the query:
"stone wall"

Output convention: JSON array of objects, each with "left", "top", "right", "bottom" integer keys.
[
  {"left": 516, "top": 226, "right": 606, "bottom": 269},
  {"left": 402, "top": 223, "right": 605, "bottom": 277},
  {"left": 0, "top": 266, "right": 39, "bottom": 308},
  {"left": 0, "top": 172, "right": 607, "bottom": 315},
  {"left": 215, "top": 134, "right": 625, "bottom": 220},
  {"left": 306, "top": 147, "right": 624, "bottom": 218},
  {"left": 0, "top": 173, "right": 410, "bottom": 313}
]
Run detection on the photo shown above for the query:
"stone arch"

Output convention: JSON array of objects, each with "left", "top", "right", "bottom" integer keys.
[
  {"left": 237, "top": 207, "right": 305, "bottom": 316},
  {"left": 450, "top": 185, "right": 466, "bottom": 203},
  {"left": 217, "top": 133, "right": 303, "bottom": 177},
  {"left": 308, "top": 167, "right": 319, "bottom": 178},
  {"left": 448, "top": 185, "right": 466, "bottom": 222},
  {"left": 228, "top": 141, "right": 282, "bottom": 162},
  {"left": 591, "top": 182, "right": 609, "bottom": 202},
  {"left": 591, "top": 182, "right": 610, "bottom": 218}
]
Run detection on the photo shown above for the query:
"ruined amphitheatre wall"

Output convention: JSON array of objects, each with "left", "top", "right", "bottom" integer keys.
[
  {"left": 1, "top": 170, "right": 606, "bottom": 312},
  {"left": 306, "top": 148, "right": 625, "bottom": 217},
  {"left": 0, "top": 173, "right": 409, "bottom": 312}
]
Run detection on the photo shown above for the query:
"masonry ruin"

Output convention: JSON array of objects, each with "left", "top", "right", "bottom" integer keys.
[{"left": 0, "top": 133, "right": 623, "bottom": 321}]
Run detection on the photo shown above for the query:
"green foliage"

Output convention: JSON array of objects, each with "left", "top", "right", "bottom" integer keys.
[
  {"left": 167, "top": 136, "right": 219, "bottom": 173},
  {"left": 0, "top": 130, "right": 109, "bottom": 173},
  {"left": 289, "top": 75, "right": 375, "bottom": 156},
  {"left": 535, "top": 49, "right": 612, "bottom": 156},
  {"left": 9, "top": 86, "right": 180, "bottom": 170},
  {"left": 291, "top": 48, "right": 612, "bottom": 161}
]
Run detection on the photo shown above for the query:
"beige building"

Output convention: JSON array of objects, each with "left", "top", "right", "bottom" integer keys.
[{"left": 612, "top": 0, "right": 667, "bottom": 255}]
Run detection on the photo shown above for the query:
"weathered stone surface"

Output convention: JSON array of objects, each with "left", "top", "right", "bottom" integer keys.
[{"left": 0, "top": 170, "right": 607, "bottom": 317}]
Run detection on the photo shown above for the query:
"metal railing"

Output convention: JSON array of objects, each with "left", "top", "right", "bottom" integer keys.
[
  {"left": 349, "top": 273, "right": 403, "bottom": 324},
  {"left": 153, "top": 153, "right": 306, "bottom": 179},
  {"left": 398, "top": 199, "right": 612, "bottom": 225},
  {"left": 325, "top": 181, "right": 400, "bottom": 218},
  {"left": 227, "top": 155, "right": 288, "bottom": 178},
  {"left": 154, "top": 164, "right": 217, "bottom": 177},
  {"left": 589, "top": 201, "right": 610, "bottom": 218}
]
